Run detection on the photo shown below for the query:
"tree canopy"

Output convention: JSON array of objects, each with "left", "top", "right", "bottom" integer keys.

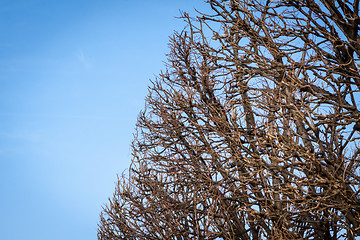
[{"left": 98, "top": 0, "right": 360, "bottom": 239}]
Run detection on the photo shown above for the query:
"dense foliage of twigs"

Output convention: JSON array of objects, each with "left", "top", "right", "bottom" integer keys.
[{"left": 98, "top": 0, "right": 360, "bottom": 239}]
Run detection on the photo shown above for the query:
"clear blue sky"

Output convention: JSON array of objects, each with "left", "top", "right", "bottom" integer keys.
[{"left": 0, "top": 1, "right": 206, "bottom": 239}]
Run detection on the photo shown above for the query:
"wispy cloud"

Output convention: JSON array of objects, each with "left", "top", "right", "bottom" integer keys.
[
  {"left": 75, "top": 50, "right": 92, "bottom": 69},
  {"left": 0, "top": 130, "right": 42, "bottom": 143}
]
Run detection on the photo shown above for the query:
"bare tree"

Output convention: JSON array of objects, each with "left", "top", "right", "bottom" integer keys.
[{"left": 98, "top": 0, "right": 360, "bottom": 239}]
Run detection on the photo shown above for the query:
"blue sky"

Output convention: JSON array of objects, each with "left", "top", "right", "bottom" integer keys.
[{"left": 0, "top": 1, "right": 206, "bottom": 239}]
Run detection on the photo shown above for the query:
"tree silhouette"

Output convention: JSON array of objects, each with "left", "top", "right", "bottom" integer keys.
[{"left": 98, "top": 0, "right": 360, "bottom": 239}]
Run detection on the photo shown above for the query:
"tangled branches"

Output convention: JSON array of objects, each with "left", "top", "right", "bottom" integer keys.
[{"left": 99, "top": 0, "right": 360, "bottom": 239}]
